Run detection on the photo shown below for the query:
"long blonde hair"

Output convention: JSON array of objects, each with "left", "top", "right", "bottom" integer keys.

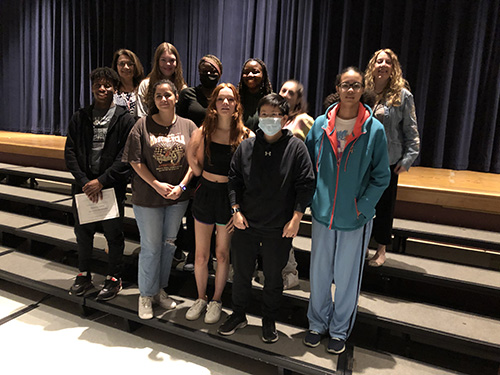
[
  {"left": 365, "top": 48, "right": 409, "bottom": 107},
  {"left": 145, "top": 42, "right": 186, "bottom": 106}
]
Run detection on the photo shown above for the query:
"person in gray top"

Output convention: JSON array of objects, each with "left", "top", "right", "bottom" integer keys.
[{"left": 364, "top": 48, "right": 420, "bottom": 267}]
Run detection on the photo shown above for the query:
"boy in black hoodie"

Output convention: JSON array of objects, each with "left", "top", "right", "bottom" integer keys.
[
  {"left": 65, "top": 67, "right": 135, "bottom": 300},
  {"left": 219, "top": 93, "right": 315, "bottom": 343}
]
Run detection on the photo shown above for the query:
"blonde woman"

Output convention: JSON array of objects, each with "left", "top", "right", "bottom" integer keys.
[
  {"left": 137, "top": 42, "right": 187, "bottom": 118},
  {"left": 364, "top": 49, "right": 420, "bottom": 267}
]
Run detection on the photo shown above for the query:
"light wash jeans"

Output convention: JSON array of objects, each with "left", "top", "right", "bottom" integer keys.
[{"left": 133, "top": 201, "right": 189, "bottom": 296}]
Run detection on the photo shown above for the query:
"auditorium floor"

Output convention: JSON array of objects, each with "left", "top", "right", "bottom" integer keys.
[{"left": 0, "top": 279, "right": 277, "bottom": 375}]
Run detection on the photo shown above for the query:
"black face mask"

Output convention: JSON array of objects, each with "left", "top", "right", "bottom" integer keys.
[{"left": 200, "top": 73, "right": 219, "bottom": 89}]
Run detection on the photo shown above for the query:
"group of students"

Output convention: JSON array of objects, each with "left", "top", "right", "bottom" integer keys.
[{"left": 64, "top": 42, "right": 420, "bottom": 355}]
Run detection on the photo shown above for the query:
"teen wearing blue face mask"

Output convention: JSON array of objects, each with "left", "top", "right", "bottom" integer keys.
[{"left": 219, "top": 93, "right": 315, "bottom": 343}]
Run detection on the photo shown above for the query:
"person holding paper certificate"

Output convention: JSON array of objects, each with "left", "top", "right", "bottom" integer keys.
[
  {"left": 122, "top": 79, "right": 196, "bottom": 320},
  {"left": 65, "top": 67, "right": 135, "bottom": 301}
]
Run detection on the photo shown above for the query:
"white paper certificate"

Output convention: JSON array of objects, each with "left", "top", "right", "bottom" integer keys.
[{"left": 75, "top": 188, "right": 119, "bottom": 225}]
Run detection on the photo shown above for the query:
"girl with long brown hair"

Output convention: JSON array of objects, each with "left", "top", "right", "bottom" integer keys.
[{"left": 185, "top": 83, "right": 253, "bottom": 324}]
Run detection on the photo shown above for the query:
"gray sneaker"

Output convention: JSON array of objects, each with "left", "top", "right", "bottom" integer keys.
[
  {"left": 204, "top": 301, "right": 222, "bottom": 324},
  {"left": 186, "top": 298, "right": 207, "bottom": 320},
  {"left": 138, "top": 296, "right": 153, "bottom": 320},
  {"left": 153, "top": 289, "right": 176, "bottom": 310}
]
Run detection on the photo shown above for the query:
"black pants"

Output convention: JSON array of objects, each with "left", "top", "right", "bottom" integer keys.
[
  {"left": 73, "top": 199, "right": 125, "bottom": 277},
  {"left": 373, "top": 164, "right": 399, "bottom": 245},
  {"left": 231, "top": 228, "right": 292, "bottom": 320}
]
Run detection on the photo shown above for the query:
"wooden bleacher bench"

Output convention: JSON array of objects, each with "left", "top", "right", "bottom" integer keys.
[
  {"left": 0, "top": 162, "right": 132, "bottom": 193},
  {"left": 297, "top": 214, "right": 500, "bottom": 253},
  {"left": 278, "top": 278, "right": 500, "bottom": 363},
  {"left": 293, "top": 236, "right": 500, "bottom": 299},
  {"left": 0, "top": 184, "right": 136, "bottom": 226},
  {"left": 0, "top": 250, "right": 338, "bottom": 374},
  {"left": 392, "top": 218, "right": 500, "bottom": 252},
  {"left": 0, "top": 210, "right": 140, "bottom": 259},
  {"left": 0, "top": 162, "right": 74, "bottom": 187},
  {"left": 0, "top": 249, "right": 463, "bottom": 375}
]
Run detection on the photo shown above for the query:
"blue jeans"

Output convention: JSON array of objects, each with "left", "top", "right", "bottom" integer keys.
[{"left": 133, "top": 201, "right": 189, "bottom": 296}]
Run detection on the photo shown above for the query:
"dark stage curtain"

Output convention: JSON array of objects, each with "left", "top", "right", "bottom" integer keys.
[{"left": 0, "top": 0, "right": 499, "bottom": 172}]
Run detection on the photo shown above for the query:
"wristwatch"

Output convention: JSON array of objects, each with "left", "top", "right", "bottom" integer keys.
[
  {"left": 231, "top": 207, "right": 241, "bottom": 215},
  {"left": 179, "top": 183, "right": 187, "bottom": 191}
]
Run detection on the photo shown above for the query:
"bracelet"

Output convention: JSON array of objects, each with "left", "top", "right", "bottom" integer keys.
[{"left": 178, "top": 183, "right": 187, "bottom": 191}]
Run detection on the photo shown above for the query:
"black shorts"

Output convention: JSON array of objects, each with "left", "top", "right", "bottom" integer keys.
[{"left": 192, "top": 177, "right": 231, "bottom": 226}]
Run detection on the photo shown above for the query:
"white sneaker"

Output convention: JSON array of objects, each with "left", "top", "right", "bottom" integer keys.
[
  {"left": 138, "top": 296, "right": 153, "bottom": 320},
  {"left": 204, "top": 301, "right": 222, "bottom": 324},
  {"left": 185, "top": 298, "right": 207, "bottom": 320},
  {"left": 153, "top": 289, "right": 177, "bottom": 310},
  {"left": 283, "top": 271, "right": 299, "bottom": 290}
]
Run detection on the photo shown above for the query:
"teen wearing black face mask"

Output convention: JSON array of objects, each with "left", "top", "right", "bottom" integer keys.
[
  {"left": 177, "top": 55, "right": 223, "bottom": 272},
  {"left": 178, "top": 55, "right": 223, "bottom": 127}
]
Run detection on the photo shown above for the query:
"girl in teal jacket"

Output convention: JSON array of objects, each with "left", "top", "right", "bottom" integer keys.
[{"left": 303, "top": 67, "right": 390, "bottom": 354}]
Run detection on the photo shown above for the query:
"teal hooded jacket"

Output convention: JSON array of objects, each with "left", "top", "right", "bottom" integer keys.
[{"left": 305, "top": 102, "right": 390, "bottom": 231}]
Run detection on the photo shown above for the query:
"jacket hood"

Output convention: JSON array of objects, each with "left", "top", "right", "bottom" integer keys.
[{"left": 324, "top": 102, "right": 374, "bottom": 134}]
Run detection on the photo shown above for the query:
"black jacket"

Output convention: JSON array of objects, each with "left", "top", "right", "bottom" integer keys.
[
  {"left": 228, "top": 129, "right": 315, "bottom": 236},
  {"left": 64, "top": 104, "right": 135, "bottom": 199}
]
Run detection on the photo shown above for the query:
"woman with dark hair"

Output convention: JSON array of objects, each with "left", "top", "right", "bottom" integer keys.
[
  {"left": 111, "top": 49, "right": 145, "bottom": 118},
  {"left": 185, "top": 83, "right": 253, "bottom": 324},
  {"left": 364, "top": 48, "right": 420, "bottom": 267},
  {"left": 304, "top": 67, "right": 390, "bottom": 354},
  {"left": 237, "top": 58, "right": 273, "bottom": 131},
  {"left": 122, "top": 79, "right": 196, "bottom": 320},
  {"left": 137, "top": 42, "right": 187, "bottom": 118},
  {"left": 279, "top": 80, "right": 313, "bottom": 141}
]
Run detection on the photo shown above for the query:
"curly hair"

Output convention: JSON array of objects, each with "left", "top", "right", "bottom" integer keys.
[
  {"left": 237, "top": 58, "right": 272, "bottom": 102},
  {"left": 111, "top": 49, "right": 145, "bottom": 89},
  {"left": 202, "top": 83, "right": 250, "bottom": 161},
  {"left": 90, "top": 67, "right": 120, "bottom": 89},
  {"left": 364, "top": 48, "right": 410, "bottom": 107},
  {"left": 147, "top": 79, "right": 178, "bottom": 116},
  {"left": 145, "top": 42, "right": 186, "bottom": 106}
]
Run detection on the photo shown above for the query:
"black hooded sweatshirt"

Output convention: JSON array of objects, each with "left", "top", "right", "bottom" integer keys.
[{"left": 228, "top": 128, "right": 315, "bottom": 237}]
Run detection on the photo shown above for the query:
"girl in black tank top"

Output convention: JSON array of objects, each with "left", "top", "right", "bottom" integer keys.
[{"left": 186, "top": 83, "right": 253, "bottom": 324}]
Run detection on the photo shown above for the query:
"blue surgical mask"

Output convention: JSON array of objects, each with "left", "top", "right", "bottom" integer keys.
[{"left": 258, "top": 117, "right": 282, "bottom": 136}]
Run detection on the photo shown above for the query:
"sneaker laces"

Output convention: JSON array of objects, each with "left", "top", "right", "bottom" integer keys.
[
  {"left": 141, "top": 297, "right": 152, "bottom": 308},
  {"left": 207, "top": 301, "right": 220, "bottom": 311},
  {"left": 193, "top": 299, "right": 206, "bottom": 309}
]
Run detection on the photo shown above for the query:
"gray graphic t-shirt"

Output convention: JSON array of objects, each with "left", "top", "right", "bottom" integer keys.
[{"left": 91, "top": 105, "right": 116, "bottom": 174}]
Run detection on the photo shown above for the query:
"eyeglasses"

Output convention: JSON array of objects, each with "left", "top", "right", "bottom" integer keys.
[
  {"left": 117, "top": 62, "right": 135, "bottom": 67},
  {"left": 338, "top": 82, "right": 364, "bottom": 92}
]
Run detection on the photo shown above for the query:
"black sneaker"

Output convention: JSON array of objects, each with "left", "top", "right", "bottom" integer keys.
[
  {"left": 173, "top": 248, "right": 186, "bottom": 262},
  {"left": 69, "top": 273, "right": 92, "bottom": 296},
  {"left": 327, "top": 337, "right": 346, "bottom": 354},
  {"left": 218, "top": 313, "right": 248, "bottom": 336},
  {"left": 303, "top": 330, "right": 322, "bottom": 348},
  {"left": 96, "top": 277, "right": 122, "bottom": 301},
  {"left": 261, "top": 318, "right": 278, "bottom": 343}
]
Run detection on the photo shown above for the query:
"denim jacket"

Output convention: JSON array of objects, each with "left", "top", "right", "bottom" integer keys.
[{"left": 380, "top": 88, "right": 420, "bottom": 170}]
